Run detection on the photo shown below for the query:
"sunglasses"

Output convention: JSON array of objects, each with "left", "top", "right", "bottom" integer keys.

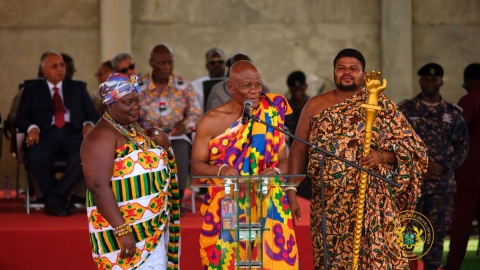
[
  {"left": 119, "top": 63, "right": 135, "bottom": 74},
  {"left": 208, "top": 60, "right": 225, "bottom": 65}
]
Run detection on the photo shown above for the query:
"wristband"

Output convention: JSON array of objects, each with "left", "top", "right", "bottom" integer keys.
[
  {"left": 217, "top": 164, "right": 229, "bottom": 176},
  {"left": 283, "top": 186, "right": 297, "bottom": 192}
]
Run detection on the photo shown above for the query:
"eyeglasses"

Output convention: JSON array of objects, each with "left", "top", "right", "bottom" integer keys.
[
  {"left": 119, "top": 63, "right": 136, "bottom": 74},
  {"left": 208, "top": 60, "right": 225, "bottom": 65}
]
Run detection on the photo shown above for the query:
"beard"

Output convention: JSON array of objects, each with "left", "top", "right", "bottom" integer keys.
[
  {"left": 335, "top": 75, "right": 362, "bottom": 92},
  {"left": 336, "top": 81, "right": 360, "bottom": 91}
]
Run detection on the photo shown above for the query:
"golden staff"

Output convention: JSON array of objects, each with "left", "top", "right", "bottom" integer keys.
[{"left": 351, "top": 71, "right": 387, "bottom": 270}]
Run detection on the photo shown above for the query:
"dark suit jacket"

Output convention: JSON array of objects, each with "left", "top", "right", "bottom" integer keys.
[{"left": 16, "top": 79, "right": 99, "bottom": 133}]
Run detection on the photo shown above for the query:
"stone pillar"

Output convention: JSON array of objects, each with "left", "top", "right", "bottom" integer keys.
[
  {"left": 381, "top": 0, "right": 413, "bottom": 103},
  {"left": 100, "top": 0, "right": 132, "bottom": 62}
]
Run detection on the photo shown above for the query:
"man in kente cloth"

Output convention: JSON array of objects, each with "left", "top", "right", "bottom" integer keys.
[{"left": 191, "top": 60, "right": 299, "bottom": 269}]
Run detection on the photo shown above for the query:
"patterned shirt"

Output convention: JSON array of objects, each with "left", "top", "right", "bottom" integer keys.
[
  {"left": 138, "top": 73, "right": 201, "bottom": 132},
  {"left": 398, "top": 94, "right": 469, "bottom": 194}
]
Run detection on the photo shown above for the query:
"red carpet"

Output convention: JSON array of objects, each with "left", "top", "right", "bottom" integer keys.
[{"left": 0, "top": 191, "right": 313, "bottom": 270}]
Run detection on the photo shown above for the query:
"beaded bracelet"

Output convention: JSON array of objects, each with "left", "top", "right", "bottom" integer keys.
[
  {"left": 114, "top": 222, "right": 132, "bottom": 237},
  {"left": 217, "top": 164, "right": 229, "bottom": 176}
]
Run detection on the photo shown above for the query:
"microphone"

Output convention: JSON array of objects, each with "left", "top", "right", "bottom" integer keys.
[{"left": 241, "top": 99, "right": 253, "bottom": 125}]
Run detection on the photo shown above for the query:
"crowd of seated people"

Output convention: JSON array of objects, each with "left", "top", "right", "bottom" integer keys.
[{"left": 3, "top": 50, "right": 478, "bottom": 268}]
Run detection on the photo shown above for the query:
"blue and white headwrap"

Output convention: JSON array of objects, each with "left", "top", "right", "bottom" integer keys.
[{"left": 99, "top": 73, "right": 141, "bottom": 105}]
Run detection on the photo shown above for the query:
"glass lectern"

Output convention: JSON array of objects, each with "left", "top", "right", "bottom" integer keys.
[{"left": 191, "top": 174, "right": 305, "bottom": 270}]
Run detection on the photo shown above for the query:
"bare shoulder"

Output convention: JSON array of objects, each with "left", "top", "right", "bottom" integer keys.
[
  {"left": 198, "top": 106, "right": 223, "bottom": 128},
  {"left": 82, "top": 121, "right": 118, "bottom": 150},
  {"left": 303, "top": 90, "right": 337, "bottom": 117},
  {"left": 197, "top": 103, "right": 237, "bottom": 139}
]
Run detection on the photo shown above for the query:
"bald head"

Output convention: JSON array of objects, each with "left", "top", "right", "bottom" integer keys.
[
  {"left": 228, "top": 60, "right": 263, "bottom": 106},
  {"left": 229, "top": 60, "right": 260, "bottom": 79},
  {"left": 150, "top": 44, "right": 174, "bottom": 81},
  {"left": 150, "top": 44, "right": 173, "bottom": 58}
]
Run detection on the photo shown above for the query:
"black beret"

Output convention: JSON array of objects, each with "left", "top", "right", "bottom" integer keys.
[
  {"left": 287, "top": 71, "right": 306, "bottom": 87},
  {"left": 417, "top": 63, "right": 444, "bottom": 77}
]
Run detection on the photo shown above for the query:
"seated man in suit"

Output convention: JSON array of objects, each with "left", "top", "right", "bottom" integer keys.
[{"left": 16, "top": 51, "right": 99, "bottom": 216}]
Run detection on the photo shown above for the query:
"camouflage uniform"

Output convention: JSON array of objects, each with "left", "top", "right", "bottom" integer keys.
[{"left": 398, "top": 95, "right": 469, "bottom": 270}]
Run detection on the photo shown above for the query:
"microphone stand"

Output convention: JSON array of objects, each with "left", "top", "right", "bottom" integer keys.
[{"left": 252, "top": 116, "right": 400, "bottom": 270}]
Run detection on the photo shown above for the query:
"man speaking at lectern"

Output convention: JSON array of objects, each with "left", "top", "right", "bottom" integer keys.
[
  {"left": 288, "top": 48, "right": 428, "bottom": 269},
  {"left": 191, "top": 60, "right": 299, "bottom": 269}
]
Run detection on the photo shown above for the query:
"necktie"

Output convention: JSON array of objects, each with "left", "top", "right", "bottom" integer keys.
[{"left": 53, "top": 87, "right": 66, "bottom": 128}]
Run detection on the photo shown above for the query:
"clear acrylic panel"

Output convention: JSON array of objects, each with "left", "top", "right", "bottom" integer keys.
[{"left": 191, "top": 175, "right": 305, "bottom": 269}]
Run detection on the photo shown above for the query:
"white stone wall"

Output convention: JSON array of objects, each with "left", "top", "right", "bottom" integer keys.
[
  {"left": 131, "top": 0, "right": 381, "bottom": 98},
  {"left": 1, "top": 0, "right": 479, "bottom": 187}
]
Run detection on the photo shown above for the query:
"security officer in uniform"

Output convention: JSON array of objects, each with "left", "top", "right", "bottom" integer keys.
[{"left": 398, "top": 63, "right": 469, "bottom": 270}]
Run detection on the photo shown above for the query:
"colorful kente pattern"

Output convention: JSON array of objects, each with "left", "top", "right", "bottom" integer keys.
[
  {"left": 86, "top": 142, "right": 180, "bottom": 270},
  {"left": 199, "top": 93, "right": 299, "bottom": 269},
  {"left": 307, "top": 90, "right": 428, "bottom": 269}
]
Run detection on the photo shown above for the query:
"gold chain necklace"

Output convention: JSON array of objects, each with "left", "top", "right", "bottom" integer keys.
[{"left": 103, "top": 113, "right": 151, "bottom": 151}]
